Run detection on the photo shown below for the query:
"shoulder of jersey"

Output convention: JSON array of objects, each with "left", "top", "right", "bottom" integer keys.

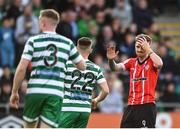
[
  {"left": 27, "top": 33, "right": 44, "bottom": 41},
  {"left": 128, "top": 58, "right": 137, "bottom": 62},
  {"left": 30, "top": 33, "right": 72, "bottom": 43},
  {"left": 86, "top": 60, "right": 100, "bottom": 70},
  {"left": 66, "top": 60, "right": 74, "bottom": 65},
  {"left": 130, "top": 57, "right": 136, "bottom": 60},
  {"left": 55, "top": 34, "right": 73, "bottom": 43},
  {"left": 28, "top": 35, "right": 38, "bottom": 41},
  {"left": 123, "top": 58, "right": 135, "bottom": 63}
]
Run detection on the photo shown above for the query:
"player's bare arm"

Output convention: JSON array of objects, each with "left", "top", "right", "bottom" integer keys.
[
  {"left": 75, "top": 59, "right": 86, "bottom": 71},
  {"left": 137, "top": 37, "right": 163, "bottom": 69},
  {"left": 106, "top": 45, "right": 124, "bottom": 71},
  {"left": 10, "top": 59, "right": 30, "bottom": 108},
  {"left": 92, "top": 81, "right": 109, "bottom": 109}
]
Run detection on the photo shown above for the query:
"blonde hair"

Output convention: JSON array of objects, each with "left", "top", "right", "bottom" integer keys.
[
  {"left": 39, "top": 9, "right": 60, "bottom": 25},
  {"left": 135, "top": 34, "right": 152, "bottom": 44}
]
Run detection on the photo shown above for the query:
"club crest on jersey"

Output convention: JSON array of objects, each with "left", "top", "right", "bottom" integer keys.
[{"left": 145, "top": 64, "right": 149, "bottom": 70}]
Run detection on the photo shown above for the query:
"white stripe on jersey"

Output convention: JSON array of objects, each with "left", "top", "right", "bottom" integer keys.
[
  {"left": 32, "top": 60, "right": 66, "bottom": 68},
  {"left": 66, "top": 67, "right": 98, "bottom": 75},
  {"left": 64, "top": 81, "right": 93, "bottom": 90},
  {"left": 131, "top": 61, "right": 138, "bottom": 105},
  {"left": 141, "top": 68, "right": 145, "bottom": 104},
  {"left": 72, "top": 55, "right": 83, "bottom": 64},
  {"left": 70, "top": 47, "right": 78, "bottom": 56},
  {"left": 97, "top": 78, "right": 106, "bottom": 84},
  {"left": 26, "top": 44, "right": 33, "bottom": 51},
  {"left": 29, "top": 79, "right": 64, "bottom": 87},
  {"left": 34, "top": 41, "right": 70, "bottom": 50},
  {"left": 64, "top": 91, "right": 72, "bottom": 96},
  {"left": 22, "top": 54, "right": 32, "bottom": 61},
  {"left": 63, "top": 99, "right": 90, "bottom": 105},
  {"left": 61, "top": 107, "right": 91, "bottom": 112},
  {"left": 33, "top": 51, "right": 69, "bottom": 60},
  {"left": 27, "top": 88, "right": 64, "bottom": 97},
  {"left": 141, "top": 61, "right": 148, "bottom": 104}
]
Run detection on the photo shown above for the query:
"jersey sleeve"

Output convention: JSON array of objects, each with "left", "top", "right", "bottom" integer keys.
[
  {"left": 120, "top": 58, "right": 132, "bottom": 71},
  {"left": 69, "top": 40, "right": 83, "bottom": 64},
  {"left": 149, "top": 58, "right": 158, "bottom": 73},
  {"left": 21, "top": 37, "right": 34, "bottom": 61},
  {"left": 96, "top": 68, "right": 106, "bottom": 84}
]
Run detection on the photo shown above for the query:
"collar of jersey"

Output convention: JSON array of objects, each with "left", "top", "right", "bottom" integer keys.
[
  {"left": 137, "top": 56, "right": 149, "bottom": 65},
  {"left": 43, "top": 31, "right": 56, "bottom": 34}
]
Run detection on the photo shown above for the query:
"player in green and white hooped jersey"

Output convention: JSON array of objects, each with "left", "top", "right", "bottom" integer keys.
[
  {"left": 58, "top": 37, "right": 109, "bottom": 128},
  {"left": 10, "top": 9, "right": 86, "bottom": 128}
]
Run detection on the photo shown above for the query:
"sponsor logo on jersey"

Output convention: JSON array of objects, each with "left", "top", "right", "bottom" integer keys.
[
  {"left": 36, "top": 70, "right": 60, "bottom": 77},
  {"left": 132, "top": 77, "right": 148, "bottom": 82}
]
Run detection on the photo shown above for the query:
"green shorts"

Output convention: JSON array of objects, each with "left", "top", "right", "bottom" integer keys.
[
  {"left": 23, "top": 94, "right": 62, "bottom": 128},
  {"left": 58, "top": 112, "right": 90, "bottom": 128}
]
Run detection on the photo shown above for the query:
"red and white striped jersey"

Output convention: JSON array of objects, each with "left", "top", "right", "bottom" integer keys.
[{"left": 121, "top": 57, "right": 159, "bottom": 105}]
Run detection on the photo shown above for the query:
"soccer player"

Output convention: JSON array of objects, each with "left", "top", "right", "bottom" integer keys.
[
  {"left": 107, "top": 34, "right": 163, "bottom": 128},
  {"left": 9, "top": 9, "right": 86, "bottom": 128},
  {"left": 58, "top": 37, "right": 109, "bottom": 128}
]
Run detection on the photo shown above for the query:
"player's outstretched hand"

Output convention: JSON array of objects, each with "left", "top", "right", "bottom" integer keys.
[
  {"left": 106, "top": 45, "right": 119, "bottom": 60},
  {"left": 92, "top": 99, "right": 98, "bottom": 110},
  {"left": 10, "top": 92, "right": 19, "bottom": 109}
]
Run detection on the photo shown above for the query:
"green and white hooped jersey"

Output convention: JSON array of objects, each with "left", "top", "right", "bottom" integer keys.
[
  {"left": 22, "top": 32, "right": 82, "bottom": 98},
  {"left": 62, "top": 60, "right": 106, "bottom": 113}
]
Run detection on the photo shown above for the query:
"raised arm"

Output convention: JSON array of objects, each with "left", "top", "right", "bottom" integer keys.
[
  {"left": 106, "top": 45, "right": 124, "bottom": 71},
  {"left": 148, "top": 50, "right": 163, "bottom": 69},
  {"left": 138, "top": 37, "right": 163, "bottom": 69}
]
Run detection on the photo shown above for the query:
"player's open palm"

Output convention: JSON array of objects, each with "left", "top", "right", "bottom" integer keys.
[
  {"left": 106, "top": 46, "right": 119, "bottom": 60},
  {"left": 10, "top": 93, "right": 19, "bottom": 109}
]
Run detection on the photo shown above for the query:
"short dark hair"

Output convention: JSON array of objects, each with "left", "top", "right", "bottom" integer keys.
[
  {"left": 40, "top": 9, "right": 60, "bottom": 25},
  {"left": 77, "top": 37, "right": 92, "bottom": 50}
]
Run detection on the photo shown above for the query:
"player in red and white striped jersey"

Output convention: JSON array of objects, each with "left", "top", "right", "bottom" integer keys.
[{"left": 107, "top": 34, "right": 163, "bottom": 128}]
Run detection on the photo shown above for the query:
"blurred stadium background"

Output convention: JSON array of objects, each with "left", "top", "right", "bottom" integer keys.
[{"left": 0, "top": 0, "right": 180, "bottom": 128}]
